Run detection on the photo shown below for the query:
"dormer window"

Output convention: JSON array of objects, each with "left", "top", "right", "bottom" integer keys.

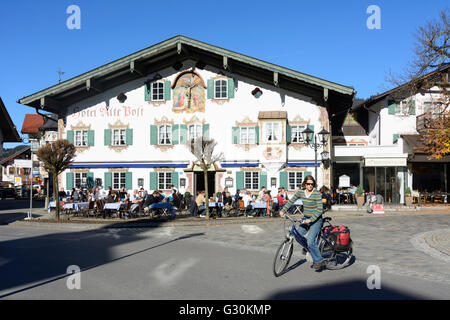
[
  {"left": 152, "top": 81, "right": 164, "bottom": 101},
  {"left": 214, "top": 79, "right": 228, "bottom": 99}
]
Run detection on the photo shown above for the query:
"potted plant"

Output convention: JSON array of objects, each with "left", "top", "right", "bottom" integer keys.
[
  {"left": 404, "top": 187, "right": 413, "bottom": 206},
  {"left": 355, "top": 185, "right": 365, "bottom": 207}
]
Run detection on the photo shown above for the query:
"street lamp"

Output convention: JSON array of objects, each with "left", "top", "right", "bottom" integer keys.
[
  {"left": 26, "top": 140, "right": 40, "bottom": 220},
  {"left": 301, "top": 127, "right": 330, "bottom": 181}
]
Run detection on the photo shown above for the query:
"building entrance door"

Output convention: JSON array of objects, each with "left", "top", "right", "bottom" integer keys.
[{"left": 194, "top": 171, "right": 215, "bottom": 199}]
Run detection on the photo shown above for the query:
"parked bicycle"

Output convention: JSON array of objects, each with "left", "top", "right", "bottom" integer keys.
[{"left": 273, "top": 213, "right": 353, "bottom": 277}]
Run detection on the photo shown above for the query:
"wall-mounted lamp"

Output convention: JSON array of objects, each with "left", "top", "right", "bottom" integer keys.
[
  {"left": 321, "top": 150, "right": 330, "bottom": 169},
  {"left": 252, "top": 87, "right": 263, "bottom": 98},
  {"left": 173, "top": 61, "right": 183, "bottom": 71},
  {"left": 117, "top": 92, "right": 127, "bottom": 103}
]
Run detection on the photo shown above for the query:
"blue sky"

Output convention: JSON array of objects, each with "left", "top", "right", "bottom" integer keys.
[{"left": 1, "top": 0, "right": 447, "bottom": 148}]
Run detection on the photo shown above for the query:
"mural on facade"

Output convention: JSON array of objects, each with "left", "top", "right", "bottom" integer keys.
[
  {"left": 263, "top": 147, "right": 283, "bottom": 160},
  {"left": 172, "top": 72, "right": 206, "bottom": 113}
]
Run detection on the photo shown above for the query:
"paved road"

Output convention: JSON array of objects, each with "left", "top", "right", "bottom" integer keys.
[{"left": 0, "top": 211, "right": 449, "bottom": 299}]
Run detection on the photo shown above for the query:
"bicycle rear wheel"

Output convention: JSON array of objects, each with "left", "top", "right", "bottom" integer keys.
[
  {"left": 319, "top": 239, "right": 353, "bottom": 270},
  {"left": 273, "top": 238, "right": 293, "bottom": 277}
]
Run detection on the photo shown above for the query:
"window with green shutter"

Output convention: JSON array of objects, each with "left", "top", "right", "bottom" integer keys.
[
  {"left": 172, "top": 125, "right": 179, "bottom": 145},
  {"left": 171, "top": 172, "right": 179, "bottom": 189},
  {"left": 307, "top": 124, "right": 315, "bottom": 143},
  {"left": 179, "top": 124, "right": 188, "bottom": 144},
  {"left": 286, "top": 124, "right": 291, "bottom": 143},
  {"left": 88, "top": 130, "right": 95, "bottom": 146},
  {"left": 86, "top": 172, "right": 94, "bottom": 188},
  {"left": 388, "top": 100, "right": 397, "bottom": 115},
  {"left": 126, "top": 129, "right": 133, "bottom": 145},
  {"left": 232, "top": 126, "right": 239, "bottom": 144},
  {"left": 150, "top": 125, "right": 158, "bottom": 145},
  {"left": 67, "top": 130, "right": 74, "bottom": 144},
  {"left": 227, "top": 78, "right": 235, "bottom": 98},
  {"left": 207, "top": 79, "right": 214, "bottom": 99},
  {"left": 164, "top": 81, "right": 171, "bottom": 101},
  {"left": 104, "top": 172, "right": 112, "bottom": 189},
  {"left": 408, "top": 100, "right": 416, "bottom": 115},
  {"left": 202, "top": 124, "right": 210, "bottom": 140},
  {"left": 259, "top": 171, "right": 267, "bottom": 190},
  {"left": 150, "top": 172, "right": 157, "bottom": 190},
  {"left": 393, "top": 134, "right": 400, "bottom": 143},
  {"left": 279, "top": 172, "right": 288, "bottom": 189},
  {"left": 66, "top": 172, "right": 74, "bottom": 190},
  {"left": 125, "top": 172, "right": 132, "bottom": 190},
  {"left": 236, "top": 171, "right": 244, "bottom": 190},
  {"left": 144, "top": 81, "right": 151, "bottom": 101},
  {"left": 104, "top": 129, "right": 111, "bottom": 146}
]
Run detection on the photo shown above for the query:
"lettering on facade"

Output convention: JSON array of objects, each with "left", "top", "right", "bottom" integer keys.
[{"left": 71, "top": 105, "right": 144, "bottom": 119}]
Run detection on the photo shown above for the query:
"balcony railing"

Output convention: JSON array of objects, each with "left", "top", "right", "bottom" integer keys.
[{"left": 416, "top": 113, "right": 449, "bottom": 133}]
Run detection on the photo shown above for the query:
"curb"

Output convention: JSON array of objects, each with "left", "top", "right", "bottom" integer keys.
[{"left": 410, "top": 229, "right": 450, "bottom": 263}]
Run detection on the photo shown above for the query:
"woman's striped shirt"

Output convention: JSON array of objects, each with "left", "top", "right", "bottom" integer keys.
[{"left": 280, "top": 189, "right": 323, "bottom": 222}]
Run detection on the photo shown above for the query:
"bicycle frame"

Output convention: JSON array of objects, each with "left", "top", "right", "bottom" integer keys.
[{"left": 288, "top": 220, "right": 331, "bottom": 254}]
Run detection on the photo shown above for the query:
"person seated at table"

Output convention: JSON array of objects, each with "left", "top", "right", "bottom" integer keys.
[
  {"left": 240, "top": 190, "right": 255, "bottom": 217},
  {"left": 143, "top": 191, "right": 157, "bottom": 214},
  {"left": 79, "top": 188, "right": 89, "bottom": 202},
  {"left": 259, "top": 186, "right": 266, "bottom": 200},
  {"left": 280, "top": 187, "right": 289, "bottom": 201},
  {"left": 223, "top": 191, "right": 233, "bottom": 214},
  {"left": 349, "top": 185, "right": 357, "bottom": 204},
  {"left": 58, "top": 188, "right": 67, "bottom": 201},
  {"left": 126, "top": 189, "right": 143, "bottom": 216},
  {"left": 264, "top": 190, "right": 272, "bottom": 217},
  {"left": 196, "top": 190, "right": 206, "bottom": 217},
  {"left": 277, "top": 189, "right": 288, "bottom": 208},
  {"left": 71, "top": 188, "right": 80, "bottom": 202},
  {"left": 336, "top": 187, "right": 344, "bottom": 204},
  {"left": 119, "top": 187, "right": 128, "bottom": 201},
  {"left": 106, "top": 191, "right": 118, "bottom": 203}
]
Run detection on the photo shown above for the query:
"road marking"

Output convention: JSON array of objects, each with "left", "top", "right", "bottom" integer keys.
[
  {"left": 152, "top": 257, "right": 198, "bottom": 287},
  {"left": 241, "top": 225, "right": 263, "bottom": 234}
]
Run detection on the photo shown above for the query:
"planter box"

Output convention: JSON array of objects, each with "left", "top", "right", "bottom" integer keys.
[
  {"left": 405, "top": 196, "right": 413, "bottom": 206},
  {"left": 356, "top": 196, "right": 364, "bottom": 207}
]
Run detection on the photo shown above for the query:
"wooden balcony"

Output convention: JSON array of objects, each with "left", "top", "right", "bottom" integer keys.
[{"left": 416, "top": 113, "right": 449, "bottom": 133}]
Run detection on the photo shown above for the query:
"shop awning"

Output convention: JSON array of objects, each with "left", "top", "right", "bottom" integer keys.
[{"left": 68, "top": 163, "right": 188, "bottom": 168}]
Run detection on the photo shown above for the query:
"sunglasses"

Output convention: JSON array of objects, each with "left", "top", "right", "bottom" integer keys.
[{"left": 305, "top": 183, "right": 314, "bottom": 186}]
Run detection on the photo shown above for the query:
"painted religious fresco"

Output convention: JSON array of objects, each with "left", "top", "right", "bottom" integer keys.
[{"left": 172, "top": 71, "right": 206, "bottom": 113}]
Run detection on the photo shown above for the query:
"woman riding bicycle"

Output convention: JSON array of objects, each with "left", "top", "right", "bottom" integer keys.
[{"left": 279, "top": 175, "right": 325, "bottom": 270}]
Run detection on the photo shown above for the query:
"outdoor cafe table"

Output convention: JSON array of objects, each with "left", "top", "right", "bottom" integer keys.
[
  {"left": 103, "top": 202, "right": 124, "bottom": 218},
  {"left": 208, "top": 202, "right": 224, "bottom": 216},
  {"left": 251, "top": 202, "right": 268, "bottom": 216},
  {"left": 148, "top": 202, "right": 177, "bottom": 218}
]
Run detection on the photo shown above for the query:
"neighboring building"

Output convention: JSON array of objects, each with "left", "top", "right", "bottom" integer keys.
[
  {"left": 17, "top": 36, "right": 355, "bottom": 198},
  {"left": 0, "top": 97, "right": 21, "bottom": 155},
  {"left": 20, "top": 113, "right": 58, "bottom": 190},
  {"left": 339, "top": 64, "right": 449, "bottom": 203},
  {"left": 0, "top": 146, "right": 31, "bottom": 188}
]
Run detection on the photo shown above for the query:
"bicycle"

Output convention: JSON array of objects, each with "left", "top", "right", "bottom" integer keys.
[{"left": 273, "top": 213, "right": 353, "bottom": 277}]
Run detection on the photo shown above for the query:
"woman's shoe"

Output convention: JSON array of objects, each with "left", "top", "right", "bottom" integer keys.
[{"left": 313, "top": 261, "right": 326, "bottom": 270}]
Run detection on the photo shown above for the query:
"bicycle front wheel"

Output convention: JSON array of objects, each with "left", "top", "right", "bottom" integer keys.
[
  {"left": 273, "top": 238, "right": 293, "bottom": 277},
  {"left": 319, "top": 239, "right": 353, "bottom": 270}
]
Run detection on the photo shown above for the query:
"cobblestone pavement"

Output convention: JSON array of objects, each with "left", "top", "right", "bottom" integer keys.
[
  {"left": 82, "top": 212, "right": 450, "bottom": 285},
  {"left": 6, "top": 209, "right": 450, "bottom": 286}
]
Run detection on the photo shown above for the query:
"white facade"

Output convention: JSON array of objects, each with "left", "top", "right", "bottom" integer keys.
[{"left": 61, "top": 60, "right": 330, "bottom": 196}]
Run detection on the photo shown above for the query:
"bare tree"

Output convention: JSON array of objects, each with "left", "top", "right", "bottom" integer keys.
[
  {"left": 189, "top": 137, "right": 224, "bottom": 219},
  {"left": 36, "top": 139, "right": 76, "bottom": 220},
  {"left": 386, "top": 8, "right": 449, "bottom": 159}
]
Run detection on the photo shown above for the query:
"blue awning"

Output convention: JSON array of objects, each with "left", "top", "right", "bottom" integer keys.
[
  {"left": 68, "top": 163, "right": 188, "bottom": 169},
  {"left": 287, "top": 162, "right": 320, "bottom": 167},
  {"left": 221, "top": 163, "right": 259, "bottom": 167}
]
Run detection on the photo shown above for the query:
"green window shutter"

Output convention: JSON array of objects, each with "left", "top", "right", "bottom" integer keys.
[
  {"left": 259, "top": 171, "right": 267, "bottom": 190},
  {"left": 180, "top": 124, "right": 187, "bottom": 144},
  {"left": 388, "top": 100, "right": 396, "bottom": 115},
  {"left": 393, "top": 134, "right": 400, "bottom": 143},
  {"left": 88, "top": 130, "right": 95, "bottom": 146},
  {"left": 255, "top": 126, "right": 259, "bottom": 145},
  {"left": 126, "top": 129, "right": 133, "bottom": 145},
  {"left": 172, "top": 125, "right": 179, "bottom": 145},
  {"left": 232, "top": 126, "right": 239, "bottom": 144},
  {"left": 202, "top": 124, "right": 210, "bottom": 140},
  {"left": 227, "top": 78, "right": 235, "bottom": 98},
  {"left": 67, "top": 130, "right": 74, "bottom": 143},
  {"left": 145, "top": 82, "right": 151, "bottom": 101},
  {"left": 409, "top": 100, "right": 416, "bottom": 115},
  {"left": 164, "top": 81, "right": 171, "bottom": 101},
  {"left": 104, "top": 129, "right": 111, "bottom": 146},
  {"left": 86, "top": 172, "right": 94, "bottom": 188},
  {"left": 236, "top": 171, "right": 244, "bottom": 190},
  {"left": 125, "top": 172, "right": 132, "bottom": 190},
  {"left": 279, "top": 172, "right": 288, "bottom": 189},
  {"left": 286, "top": 124, "right": 291, "bottom": 143},
  {"left": 150, "top": 172, "right": 157, "bottom": 190},
  {"left": 207, "top": 79, "right": 214, "bottom": 99},
  {"left": 307, "top": 124, "right": 315, "bottom": 143},
  {"left": 66, "top": 172, "right": 74, "bottom": 190},
  {"left": 104, "top": 172, "right": 112, "bottom": 189},
  {"left": 150, "top": 125, "right": 158, "bottom": 145},
  {"left": 171, "top": 172, "right": 179, "bottom": 189}
]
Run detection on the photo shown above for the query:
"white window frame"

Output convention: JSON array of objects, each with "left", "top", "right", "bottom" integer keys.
[
  {"left": 75, "top": 130, "right": 88, "bottom": 147},
  {"left": 158, "top": 125, "right": 172, "bottom": 145},
  {"left": 188, "top": 124, "right": 202, "bottom": 141},
  {"left": 158, "top": 172, "right": 172, "bottom": 190},
  {"left": 288, "top": 172, "right": 303, "bottom": 191},
  {"left": 112, "top": 172, "right": 126, "bottom": 190},
  {"left": 214, "top": 79, "right": 228, "bottom": 99},
  {"left": 74, "top": 172, "right": 87, "bottom": 189},
  {"left": 291, "top": 125, "right": 305, "bottom": 143},
  {"left": 151, "top": 81, "right": 164, "bottom": 101},
  {"left": 264, "top": 122, "right": 281, "bottom": 142},
  {"left": 240, "top": 126, "right": 255, "bottom": 144},
  {"left": 112, "top": 129, "right": 127, "bottom": 146},
  {"left": 244, "top": 172, "right": 259, "bottom": 190},
  {"left": 423, "top": 101, "right": 443, "bottom": 114}
]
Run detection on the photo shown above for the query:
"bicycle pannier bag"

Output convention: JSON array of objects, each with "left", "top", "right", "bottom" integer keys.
[{"left": 323, "top": 225, "right": 351, "bottom": 251}]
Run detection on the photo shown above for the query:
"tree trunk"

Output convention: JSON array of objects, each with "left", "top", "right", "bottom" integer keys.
[
  {"left": 53, "top": 173, "right": 60, "bottom": 220},
  {"left": 204, "top": 166, "right": 209, "bottom": 219}
]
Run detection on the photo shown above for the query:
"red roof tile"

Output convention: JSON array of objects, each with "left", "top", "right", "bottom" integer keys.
[{"left": 21, "top": 114, "right": 44, "bottom": 134}]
